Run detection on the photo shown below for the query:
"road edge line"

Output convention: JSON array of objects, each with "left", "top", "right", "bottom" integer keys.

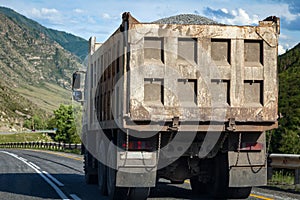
[{"left": 0, "top": 151, "right": 69, "bottom": 200}]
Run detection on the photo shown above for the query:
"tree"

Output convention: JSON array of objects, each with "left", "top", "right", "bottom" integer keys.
[
  {"left": 270, "top": 43, "right": 300, "bottom": 154},
  {"left": 23, "top": 114, "right": 47, "bottom": 130},
  {"left": 279, "top": 129, "right": 300, "bottom": 154},
  {"left": 51, "top": 104, "right": 80, "bottom": 143}
]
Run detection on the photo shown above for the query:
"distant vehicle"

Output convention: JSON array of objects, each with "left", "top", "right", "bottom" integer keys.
[{"left": 72, "top": 13, "right": 280, "bottom": 199}]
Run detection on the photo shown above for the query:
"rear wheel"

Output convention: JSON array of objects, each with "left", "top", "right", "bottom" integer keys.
[
  {"left": 128, "top": 187, "right": 150, "bottom": 200},
  {"left": 98, "top": 141, "right": 107, "bottom": 195},
  {"left": 208, "top": 153, "right": 252, "bottom": 199},
  {"left": 227, "top": 187, "right": 252, "bottom": 199},
  {"left": 190, "top": 176, "right": 207, "bottom": 195},
  {"left": 84, "top": 150, "right": 98, "bottom": 184},
  {"left": 106, "top": 141, "right": 129, "bottom": 200},
  {"left": 208, "top": 153, "right": 228, "bottom": 198}
]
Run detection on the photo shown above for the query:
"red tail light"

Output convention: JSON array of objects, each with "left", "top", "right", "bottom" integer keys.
[
  {"left": 122, "top": 140, "right": 153, "bottom": 151},
  {"left": 239, "top": 142, "right": 263, "bottom": 151}
]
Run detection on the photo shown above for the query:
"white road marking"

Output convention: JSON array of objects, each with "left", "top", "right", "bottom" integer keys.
[
  {"left": 42, "top": 171, "right": 64, "bottom": 187},
  {"left": 0, "top": 151, "right": 70, "bottom": 200},
  {"left": 18, "top": 157, "right": 27, "bottom": 162},
  {"left": 29, "top": 161, "right": 41, "bottom": 170},
  {"left": 70, "top": 194, "right": 81, "bottom": 200}
]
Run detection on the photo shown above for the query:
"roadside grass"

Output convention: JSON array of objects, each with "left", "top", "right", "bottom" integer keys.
[
  {"left": 268, "top": 169, "right": 300, "bottom": 192},
  {"left": 0, "top": 132, "right": 53, "bottom": 143}
]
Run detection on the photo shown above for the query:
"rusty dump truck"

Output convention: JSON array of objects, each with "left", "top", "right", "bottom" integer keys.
[{"left": 72, "top": 13, "right": 280, "bottom": 199}]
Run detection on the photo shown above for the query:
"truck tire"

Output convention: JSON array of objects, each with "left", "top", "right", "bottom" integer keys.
[
  {"left": 98, "top": 140, "right": 107, "bottom": 195},
  {"left": 227, "top": 187, "right": 252, "bottom": 199},
  {"left": 106, "top": 141, "right": 129, "bottom": 200},
  {"left": 208, "top": 153, "right": 252, "bottom": 199},
  {"left": 98, "top": 160, "right": 107, "bottom": 195},
  {"left": 128, "top": 188, "right": 150, "bottom": 200},
  {"left": 208, "top": 153, "right": 229, "bottom": 198},
  {"left": 190, "top": 177, "right": 207, "bottom": 195},
  {"left": 84, "top": 150, "right": 98, "bottom": 184}
]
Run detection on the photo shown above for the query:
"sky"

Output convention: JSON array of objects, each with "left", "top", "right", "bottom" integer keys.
[{"left": 1, "top": 0, "right": 300, "bottom": 55}]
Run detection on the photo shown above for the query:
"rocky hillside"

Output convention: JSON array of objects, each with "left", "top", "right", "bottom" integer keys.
[
  {"left": 0, "top": 7, "right": 88, "bottom": 131},
  {"left": 0, "top": 7, "right": 88, "bottom": 60}
]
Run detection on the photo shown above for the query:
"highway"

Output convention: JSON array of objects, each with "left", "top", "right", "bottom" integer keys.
[{"left": 0, "top": 149, "right": 299, "bottom": 200}]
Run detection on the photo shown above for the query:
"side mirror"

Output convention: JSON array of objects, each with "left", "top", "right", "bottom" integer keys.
[
  {"left": 72, "top": 71, "right": 85, "bottom": 102},
  {"left": 72, "top": 72, "right": 81, "bottom": 90}
]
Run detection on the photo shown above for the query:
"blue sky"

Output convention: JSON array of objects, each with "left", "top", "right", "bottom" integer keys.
[{"left": 1, "top": 0, "right": 300, "bottom": 54}]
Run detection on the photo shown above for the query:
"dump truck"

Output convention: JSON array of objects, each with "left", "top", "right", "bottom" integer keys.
[{"left": 72, "top": 12, "right": 280, "bottom": 199}]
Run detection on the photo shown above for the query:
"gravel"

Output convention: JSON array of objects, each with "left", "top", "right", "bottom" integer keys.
[{"left": 152, "top": 14, "right": 221, "bottom": 25}]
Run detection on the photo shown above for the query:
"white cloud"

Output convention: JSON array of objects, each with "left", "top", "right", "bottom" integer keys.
[
  {"left": 41, "top": 8, "right": 58, "bottom": 15},
  {"left": 279, "top": 34, "right": 289, "bottom": 40},
  {"left": 31, "top": 8, "right": 59, "bottom": 17},
  {"left": 278, "top": 44, "right": 286, "bottom": 55},
  {"left": 204, "top": 7, "right": 260, "bottom": 25},
  {"left": 226, "top": 8, "right": 259, "bottom": 25},
  {"left": 74, "top": 9, "right": 84, "bottom": 14},
  {"left": 275, "top": 4, "right": 298, "bottom": 22},
  {"left": 221, "top": 8, "right": 228, "bottom": 14},
  {"left": 101, "top": 13, "right": 111, "bottom": 19},
  {"left": 87, "top": 16, "right": 96, "bottom": 24},
  {"left": 29, "top": 8, "right": 63, "bottom": 25}
]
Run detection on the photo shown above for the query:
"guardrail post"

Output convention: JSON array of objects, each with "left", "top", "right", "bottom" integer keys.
[
  {"left": 295, "top": 168, "right": 300, "bottom": 185},
  {"left": 267, "top": 166, "right": 273, "bottom": 180}
]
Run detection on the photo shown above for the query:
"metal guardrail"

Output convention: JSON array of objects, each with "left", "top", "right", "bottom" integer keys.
[
  {"left": 268, "top": 153, "right": 300, "bottom": 185},
  {"left": 0, "top": 142, "right": 81, "bottom": 151}
]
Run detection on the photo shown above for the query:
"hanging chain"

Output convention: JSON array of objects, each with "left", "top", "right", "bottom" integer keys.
[
  {"left": 121, "top": 129, "right": 130, "bottom": 167},
  {"left": 220, "top": 132, "right": 229, "bottom": 149},
  {"left": 126, "top": 129, "right": 129, "bottom": 152},
  {"left": 234, "top": 132, "right": 242, "bottom": 166},
  {"left": 264, "top": 131, "right": 272, "bottom": 165},
  {"left": 232, "top": 132, "right": 272, "bottom": 168},
  {"left": 157, "top": 132, "right": 161, "bottom": 162}
]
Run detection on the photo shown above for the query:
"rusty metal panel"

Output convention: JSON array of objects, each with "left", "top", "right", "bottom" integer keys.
[
  {"left": 244, "top": 80, "right": 263, "bottom": 105},
  {"left": 144, "top": 78, "right": 164, "bottom": 104},
  {"left": 211, "top": 38, "right": 231, "bottom": 64},
  {"left": 144, "top": 37, "right": 164, "bottom": 62},
  {"left": 178, "top": 38, "right": 197, "bottom": 63},
  {"left": 177, "top": 79, "right": 197, "bottom": 105},
  {"left": 244, "top": 40, "right": 263, "bottom": 65},
  {"left": 87, "top": 13, "right": 279, "bottom": 132}
]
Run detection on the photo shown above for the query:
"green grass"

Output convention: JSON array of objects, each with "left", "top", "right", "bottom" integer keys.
[
  {"left": 269, "top": 170, "right": 294, "bottom": 185},
  {"left": 14, "top": 83, "right": 72, "bottom": 113},
  {"left": 0, "top": 132, "right": 54, "bottom": 143},
  {"left": 268, "top": 170, "right": 300, "bottom": 192}
]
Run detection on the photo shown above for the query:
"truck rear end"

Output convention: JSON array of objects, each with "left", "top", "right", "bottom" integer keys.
[
  {"left": 76, "top": 13, "right": 279, "bottom": 199},
  {"left": 122, "top": 13, "right": 279, "bottom": 198}
]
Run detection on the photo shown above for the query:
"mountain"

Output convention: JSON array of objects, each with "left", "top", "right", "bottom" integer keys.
[
  {"left": 0, "top": 7, "right": 88, "bottom": 60},
  {"left": 278, "top": 43, "right": 300, "bottom": 128},
  {"left": 0, "top": 7, "right": 88, "bottom": 131},
  {"left": 270, "top": 43, "right": 300, "bottom": 154}
]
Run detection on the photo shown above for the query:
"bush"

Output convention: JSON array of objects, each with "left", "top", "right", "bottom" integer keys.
[{"left": 50, "top": 104, "right": 80, "bottom": 143}]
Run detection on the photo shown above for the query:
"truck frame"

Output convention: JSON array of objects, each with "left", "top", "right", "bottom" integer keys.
[{"left": 72, "top": 13, "right": 280, "bottom": 199}]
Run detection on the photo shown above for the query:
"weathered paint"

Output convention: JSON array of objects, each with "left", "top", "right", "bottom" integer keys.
[{"left": 88, "top": 13, "right": 279, "bottom": 133}]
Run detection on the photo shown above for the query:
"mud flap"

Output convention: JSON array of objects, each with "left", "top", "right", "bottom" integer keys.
[
  {"left": 228, "top": 132, "right": 267, "bottom": 187},
  {"left": 116, "top": 151, "right": 157, "bottom": 187},
  {"left": 229, "top": 165, "right": 267, "bottom": 187}
]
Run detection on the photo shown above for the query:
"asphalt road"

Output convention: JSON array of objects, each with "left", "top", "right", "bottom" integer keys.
[{"left": 0, "top": 149, "right": 299, "bottom": 200}]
